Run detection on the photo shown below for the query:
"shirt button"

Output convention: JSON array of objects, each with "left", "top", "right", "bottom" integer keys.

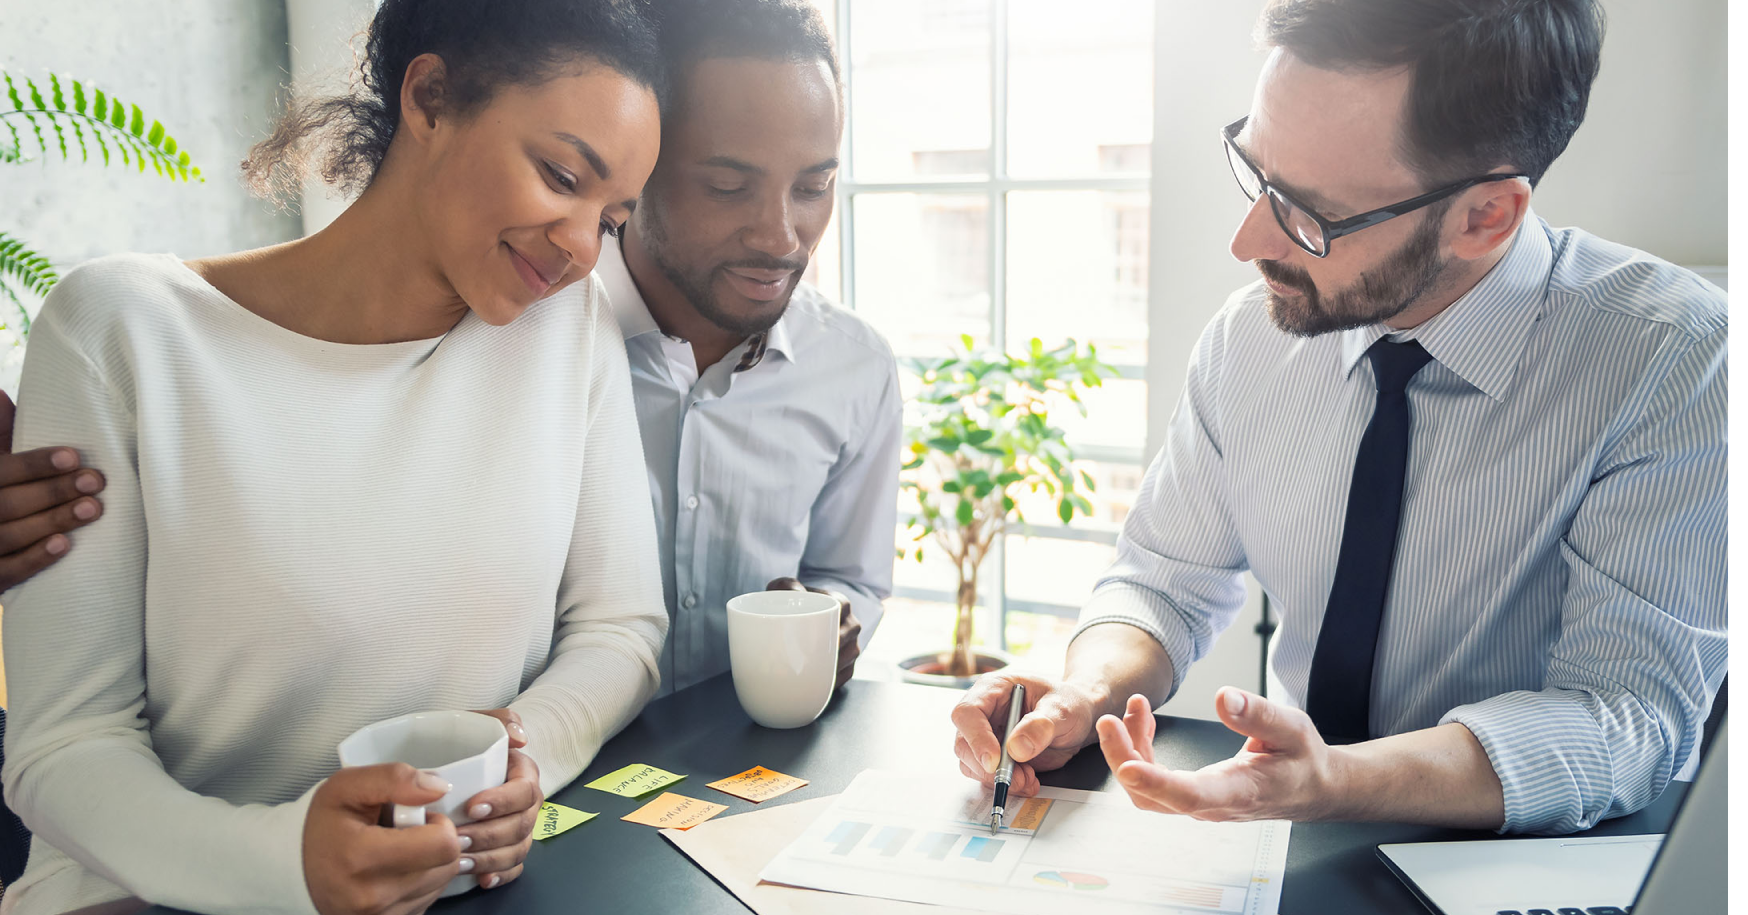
[
  {"left": 682, "top": 594, "right": 698, "bottom": 609},
  {"left": 686, "top": 495, "right": 700, "bottom": 510}
]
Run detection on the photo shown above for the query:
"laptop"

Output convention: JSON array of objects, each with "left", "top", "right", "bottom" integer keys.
[{"left": 1377, "top": 715, "right": 1727, "bottom": 915}]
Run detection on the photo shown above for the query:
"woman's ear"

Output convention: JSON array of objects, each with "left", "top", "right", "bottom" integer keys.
[
  {"left": 1448, "top": 176, "right": 1531, "bottom": 262},
  {"left": 398, "top": 53, "right": 449, "bottom": 144}
]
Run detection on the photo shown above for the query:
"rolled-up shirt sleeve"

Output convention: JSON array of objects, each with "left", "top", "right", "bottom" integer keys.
[
  {"left": 1442, "top": 327, "right": 1728, "bottom": 834},
  {"left": 1072, "top": 303, "right": 1249, "bottom": 697}
]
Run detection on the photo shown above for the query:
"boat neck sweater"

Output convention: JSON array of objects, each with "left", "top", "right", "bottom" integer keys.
[{"left": 1, "top": 253, "right": 668, "bottom": 915}]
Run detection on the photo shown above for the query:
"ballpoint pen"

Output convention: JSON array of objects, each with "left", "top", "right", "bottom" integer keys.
[{"left": 989, "top": 682, "right": 1025, "bottom": 834}]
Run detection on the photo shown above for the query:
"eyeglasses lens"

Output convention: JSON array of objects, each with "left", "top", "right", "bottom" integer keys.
[
  {"left": 1225, "top": 141, "right": 1262, "bottom": 202},
  {"left": 1267, "top": 188, "right": 1327, "bottom": 256}
]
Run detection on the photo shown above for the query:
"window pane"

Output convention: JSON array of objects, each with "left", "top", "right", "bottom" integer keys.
[
  {"left": 1005, "top": 190, "right": 1149, "bottom": 366},
  {"left": 1004, "top": 459, "right": 1145, "bottom": 533},
  {"left": 848, "top": 0, "right": 991, "bottom": 180},
  {"left": 1054, "top": 377, "right": 1147, "bottom": 452},
  {"left": 852, "top": 192, "right": 990, "bottom": 356},
  {"left": 804, "top": 0, "right": 837, "bottom": 38},
  {"left": 1004, "top": 535, "right": 1115, "bottom": 609},
  {"left": 1006, "top": 0, "right": 1153, "bottom": 178}
]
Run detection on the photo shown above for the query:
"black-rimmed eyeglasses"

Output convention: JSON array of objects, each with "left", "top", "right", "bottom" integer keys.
[{"left": 1221, "top": 116, "right": 1527, "bottom": 258}]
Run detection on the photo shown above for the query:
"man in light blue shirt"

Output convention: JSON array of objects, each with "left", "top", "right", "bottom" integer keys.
[
  {"left": 952, "top": 0, "right": 1724, "bottom": 835},
  {"left": 611, "top": 0, "right": 900, "bottom": 695}
]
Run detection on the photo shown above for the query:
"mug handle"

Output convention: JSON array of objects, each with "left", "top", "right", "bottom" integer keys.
[{"left": 379, "top": 804, "right": 429, "bottom": 828}]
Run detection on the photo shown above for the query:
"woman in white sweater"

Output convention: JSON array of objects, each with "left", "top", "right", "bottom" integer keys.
[{"left": 1, "top": 2, "right": 668, "bottom": 913}]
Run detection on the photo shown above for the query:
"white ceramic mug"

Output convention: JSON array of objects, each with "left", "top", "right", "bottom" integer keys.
[
  {"left": 726, "top": 590, "right": 842, "bottom": 728},
  {"left": 337, "top": 710, "right": 509, "bottom": 898}
]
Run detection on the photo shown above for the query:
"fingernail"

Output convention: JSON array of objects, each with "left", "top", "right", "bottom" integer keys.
[
  {"left": 982, "top": 752, "right": 998, "bottom": 774},
  {"left": 458, "top": 857, "right": 475, "bottom": 874},
  {"left": 415, "top": 770, "right": 452, "bottom": 793},
  {"left": 484, "top": 874, "right": 501, "bottom": 889},
  {"left": 469, "top": 803, "right": 492, "bottom": 820},
  {"left": 1009, "top": 737, "right": 1033, "bottom": 759},
  {"left": 457, "top": 835, "right": 472, "bottom": 851},
  {"left": 75, "top": 473, "right": 101, "bottom": 494},
  {"left": 73, "top": 500, "right": 98, "bottom": 520},
  {"left": 508, "top": 722, "right": 527, "bottom": 742},
  {"left": 45, "top": 535, "right": 68, "bottom": 556},
  {"left": 51, "top": 450, "right": 77, "bottom": 471},
  {"left": 1223, "top": 690, "right": 1247, "bottom": 716}
]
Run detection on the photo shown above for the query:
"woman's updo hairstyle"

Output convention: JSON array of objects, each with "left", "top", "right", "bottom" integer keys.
[{"left": 245, "top": 0, "right": 665, "bottom": 208}]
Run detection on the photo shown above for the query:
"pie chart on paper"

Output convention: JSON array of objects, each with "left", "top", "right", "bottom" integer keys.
[{"left": 1033, "top": 870, "right": 1110, "bottom": 890}]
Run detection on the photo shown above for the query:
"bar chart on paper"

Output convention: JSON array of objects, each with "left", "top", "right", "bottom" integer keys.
[{"left": 760, "top": 771, "right": 1289, "bottom": 915}]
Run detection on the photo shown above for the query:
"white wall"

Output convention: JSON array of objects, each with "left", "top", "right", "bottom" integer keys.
[
  {"left": 1144, "top": 0, "right": 1728, "bottom": 720},
  {"left": 0, "top": 0, "right": 301, "bottom": 392},
  {"left": 285, "top": 0, "right": 377, "bottom": 235}
]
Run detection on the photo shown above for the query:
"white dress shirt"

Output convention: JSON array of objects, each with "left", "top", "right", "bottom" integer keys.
[
  {"left": 596, "top": 241, "right": 903, "bottom": 694},
  {"left": 1077, "top": 215, "right": 1727, "bottom": 834}
]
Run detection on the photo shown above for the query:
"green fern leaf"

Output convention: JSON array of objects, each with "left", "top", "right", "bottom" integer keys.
[
  {"left": 0, "top": 277, "right": 29, "bottom": 336},
  {"left": 0, "top": 233, "right": 59, "bottom": 303},
  {"left": 49, "top": 73, "right": 65, "bottom": 111},
  {"left": 146, "top": 120, "right": 164, "bottom": 146},
  {"left": 69, "top": 116, "right": 88, "bottom": 163},
  {"left": 110, "top": 94, "right": 125, "bottom": 129},
  {"left": 93, "top": 129, "right": 109, "bottom": 166},
  {"left": 3, "top": 72, "right": 22, "bottom": 111},
  {"left": 93, "top": 88, "right": 107, "bottom": 121},
  {"left": 72, "top": 78, "right": 86, "bottom": 115},
  {"left": 162, "top": 135, "right": 177, "bottom": 157},
  {"left": 129, "top": 103, "right": 144, "bottom": 137},
  {"left": 25, "top": 77, "right": 45, "bottom": 111}
]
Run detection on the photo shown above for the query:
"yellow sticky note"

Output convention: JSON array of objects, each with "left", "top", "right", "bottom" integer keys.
[
  {"left": 585, "top": 763, "right": 686, "bottom": 798},
  {"left": 621, "top": 792, "right": 729, "bottom": 830},
  {"left": 533, "top": 802, "right": 596, "bottom": 840},
  {"left": 706, "top": 766, "right": 809, "bottom": 803}
]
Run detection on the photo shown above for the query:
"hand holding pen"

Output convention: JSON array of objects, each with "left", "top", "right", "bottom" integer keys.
[{"left": 990, "top": 683, "right": 1025, "bottom": 833}]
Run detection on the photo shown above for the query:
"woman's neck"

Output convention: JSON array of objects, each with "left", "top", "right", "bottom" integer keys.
[{"left": 196, "top": 170, "right": 472, "bottom": 345}]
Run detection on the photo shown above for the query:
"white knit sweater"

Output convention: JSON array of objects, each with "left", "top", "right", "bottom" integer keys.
[{"left": 0, "top": 254, "right": 668, "bottom": 915}]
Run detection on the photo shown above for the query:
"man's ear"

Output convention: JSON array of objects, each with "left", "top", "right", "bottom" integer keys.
[
  {"left": 398, "top": 53, "right": 450, "bottom": 144},
  {"left": 1448, "top": 175, "right": 1531, "bottom": 262}
]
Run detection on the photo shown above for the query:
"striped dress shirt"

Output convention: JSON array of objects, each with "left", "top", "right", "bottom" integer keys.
[{"left": 1076, "top": 214, "right": 1727, "bottom": 834}]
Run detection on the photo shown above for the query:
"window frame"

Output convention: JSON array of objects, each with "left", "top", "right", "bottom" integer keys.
[{"left": 828, "top": 0, "right": 1152, "bottom": 638}]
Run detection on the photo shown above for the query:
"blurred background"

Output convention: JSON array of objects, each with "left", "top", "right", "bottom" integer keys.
[{"left": 0, "top": 0, "right": 1726, "bottom": 716}]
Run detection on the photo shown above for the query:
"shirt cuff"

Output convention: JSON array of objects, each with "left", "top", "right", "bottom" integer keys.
[
  {"left": 1072, "top": 581, "right": 1200, "bottom": 698},
  {"left": 258, "top": 785, "right": 321, "bottom": 915},
  {"left": 1440, "top": 689, "right": 1614, "bottom": 835}
]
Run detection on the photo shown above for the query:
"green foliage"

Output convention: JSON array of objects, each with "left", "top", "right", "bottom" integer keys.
[
  {"left": 897, "top": 335, "right": 1118, "bottom": 638},
  {"left": 0, "top": 69, "right": 204, "bottom": 335}
]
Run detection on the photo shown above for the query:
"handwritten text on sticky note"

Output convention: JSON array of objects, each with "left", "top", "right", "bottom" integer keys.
[
  {"left": 585, "top": 763, "right": 686, "bottom": 798},
  {"left": 621, "top": 792, "right": 728, "bottom": 830},
  {"left": 533, "top": 802, "right": 596, "bottom": 840},
  {"left": 706, "top": 766, "right": 809, "bottom": 803}
]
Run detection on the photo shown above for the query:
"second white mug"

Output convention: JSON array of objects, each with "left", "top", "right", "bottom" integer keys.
[{"left": 726, "top": 589, "right": 841, "bottom": 728}]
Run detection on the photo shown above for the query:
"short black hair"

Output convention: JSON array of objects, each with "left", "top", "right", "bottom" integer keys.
[
  {"left": 650, "top": 0, "right": 840, "bottom": 122},
  {"left": 245, "top": 0, "right": 665, "bottom": 204},
  {"left": 1259, "top": 0, "right": 1605, "bottom": 186}
]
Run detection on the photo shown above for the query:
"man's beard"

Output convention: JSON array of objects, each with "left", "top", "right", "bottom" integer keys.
[
  {"left": 1256, "top": 209, "right": 1451, "bottom": 338},
  {"left": 640, "top": 202, "right": 803, "bottom": 338}
]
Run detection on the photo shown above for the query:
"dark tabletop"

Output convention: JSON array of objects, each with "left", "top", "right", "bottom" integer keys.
[{"left": 144, "top": 673, "right": 1687, "bottom": 915}]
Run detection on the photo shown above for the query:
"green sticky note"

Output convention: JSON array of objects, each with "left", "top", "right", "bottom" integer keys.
[
  {"left": 585, "top": 763, "right": 687, "bottom": 798},
  {"left": 534, "top": 802, "right": 596, "bottom": 840}
]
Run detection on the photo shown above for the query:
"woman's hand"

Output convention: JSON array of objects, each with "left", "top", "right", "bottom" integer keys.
[
  {"left": 461, "top": 708, "right": 543, "bottom": 890},
  {"left": 302, "top": 764, "right": 463, "bottom": 915}
]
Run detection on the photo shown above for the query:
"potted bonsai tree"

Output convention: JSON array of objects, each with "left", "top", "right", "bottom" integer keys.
[{"left": 897, "top": 334, "right": 1117, "bottom": 686}]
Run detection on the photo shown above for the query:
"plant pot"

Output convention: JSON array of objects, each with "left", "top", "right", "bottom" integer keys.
[{"left": 897, "top": 649, "right": 1016, "bottom": 689}]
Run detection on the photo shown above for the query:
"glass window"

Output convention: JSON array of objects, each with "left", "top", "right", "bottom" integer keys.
[
  {"left": 1005, "top": 0, "right": 1153, "bottom": 178},
  {"left": 847, "top": 0, "right": 991, "bottom": 181},
  {"left": 851, "top": 193, "right": 991, "bottom": 354}
]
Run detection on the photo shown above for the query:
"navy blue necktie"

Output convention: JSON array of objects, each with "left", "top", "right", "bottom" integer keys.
[{"left": 1304, "top": 337, "right": 1434, "bottom": 743}]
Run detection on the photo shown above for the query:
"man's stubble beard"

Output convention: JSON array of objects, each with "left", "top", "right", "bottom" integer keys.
[
  {"left": 1256, "top": 208, "right": 1452, "bottom": 338},
  {"left": 638, "top": 198, "right": 799, "bottom": 339}
]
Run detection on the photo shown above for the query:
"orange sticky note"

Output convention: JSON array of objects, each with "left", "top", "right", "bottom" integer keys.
[
  {"left": 1009, "top": 796, "right": 1053, "bottom": 831},
  {"left": 706, "top": 766, "right": 809, "bottom": 803},
  {"left": 621, "top": 792, "right": 729, "bottom": 831}
]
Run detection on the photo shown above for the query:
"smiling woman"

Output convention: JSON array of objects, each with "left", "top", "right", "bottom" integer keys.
[{"left": 0, "top": 2, "right": 672, "bottom": 915}]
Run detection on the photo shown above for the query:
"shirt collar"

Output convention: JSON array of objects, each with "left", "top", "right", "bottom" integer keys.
[
  {"left": 1338, "top": 212, "right": 1554, "bottom": 402},
  {"left": 597, "top": 237, "right": 797, "bottom": 369}
]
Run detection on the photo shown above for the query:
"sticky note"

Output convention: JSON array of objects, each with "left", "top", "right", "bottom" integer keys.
[
  {"left": 621, "top": 792, "right": 729, "bottom": 830},
  {"left": 706, "top": 766, "right": 809, "bottom": 803},
  {"left": 1009, "top": 796, "right": 1053, "bottom": 831},
  {"left": 585, "top": 763, "right": 686, "bottom": 798},
  {"left": 533, "top": 802, "right": 596, "bottom": 840}
]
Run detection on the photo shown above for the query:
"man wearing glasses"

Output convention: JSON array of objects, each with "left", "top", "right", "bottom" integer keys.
[{"left": 953, "top": 0, "right": 1725, "bottom": 835}]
